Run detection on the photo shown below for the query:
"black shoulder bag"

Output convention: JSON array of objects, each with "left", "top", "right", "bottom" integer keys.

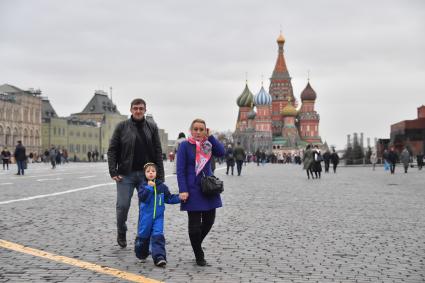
[
  {"left": 191, "top": 144, "right": 224, "bottom": 196},
  {"left": 201, "top": 171, "right": 224, "bottom": 196}
]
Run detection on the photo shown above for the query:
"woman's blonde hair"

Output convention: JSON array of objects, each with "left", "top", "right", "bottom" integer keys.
[{"left": 190, "top": 118, "right": 206, "bottom": 130}]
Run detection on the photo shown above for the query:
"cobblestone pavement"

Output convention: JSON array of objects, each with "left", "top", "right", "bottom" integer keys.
[{"left": 0, "top": 162, "right": 424, "bottom": 282}]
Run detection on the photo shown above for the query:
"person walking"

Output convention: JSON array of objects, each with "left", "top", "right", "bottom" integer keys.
[
  {"left": 233, "top": 142, "right": 246, "bottom": 176},
  {"left": 387, "top": 147, "right": 398, "bottom": 174},
  {"left": 176, "top": 118, "right": 225, "bottom": 266},
  {"left": 134, "top": 163, "right": 180, "bottom": 267},
  {"left": 87, "top": 151, "right": 92, "bottom": 162},
  {"left": 255, "top": 149, "right": 261, "bottom": 166},
  {"left": 417, "top": 153, "right": 424, "bottom": 170},
  {"left": 330, "top": 149, "right": 340, "bottom": 173},
  {"left": 14, "top": 140, "right": 26, "bottom": 175},
  {"left": 1, "top": 148, "right": 11, "bottom": 170},
  {"left": 400, "top": 147, "right": 410, "bottom": 173},
  {"left": 303, "top": 144, "right": 315, "bottom": 179},
  {"left": 225, "top": 144, "right": 235, "bottom": 175},
  {"left": 312, "top": 145, "right": 323, "bottom": 179},
  {"left": 173, "top": 132, "right": 186, "bottom": 174},
  {"left": 49, "top": 145, "right": 57, "bottom": 169},
  {"left": 370, "top": 151, "right": 378, "bottom": 171},
  {"left": 108, "top": 98, "right": 164, "bottom": 248},
  {"left": 323, "top": 150, "right": 331, "bottom": 173}
]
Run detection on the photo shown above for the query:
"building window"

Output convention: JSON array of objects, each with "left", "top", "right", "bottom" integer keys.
[
  {"left": 83, "top": 132, "right": 86, "bottom": 138},
  {"left": 70, "top": 131, "right": 74, "bottom": 136},
  {"left": 77, "top": 132, "right": 80, "bottom": 137},
  {"left": 82, "top": 144, "right": 86, "bottom": 153},
  {"left": 76, "top": 144, "right": 80, "bottom": 153},
  {"left": 53, "top": 127, "right": 56, "bottom": 135}
]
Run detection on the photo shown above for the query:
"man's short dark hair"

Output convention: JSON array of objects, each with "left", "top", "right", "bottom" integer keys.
[{"left": 131, "top": 98, "right": 146, "bottom": 108}]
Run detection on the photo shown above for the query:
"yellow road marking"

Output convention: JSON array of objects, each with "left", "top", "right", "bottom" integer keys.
[{"left": 0, "top": 239, "right": 163, "bottom": 283}]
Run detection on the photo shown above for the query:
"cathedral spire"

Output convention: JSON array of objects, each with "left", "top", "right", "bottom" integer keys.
[{"left": 272, "top": 32, "right": 289, "bottom": 78}]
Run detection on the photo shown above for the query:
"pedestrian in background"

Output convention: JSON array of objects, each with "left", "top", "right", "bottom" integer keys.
[
  {"left": 387, "top": 147, "right": 398, "bottom": 174},
  {"left": 176, "top": 118, "right": 225, "bottom": 266},
  {"left": 225, "top": 144, "right": 235, "bottom": 175},
  {"left": 400, "top": 147, "right": 410, "bottom": 173},
  {"left": 49, "top": 145, "right": 57, "bottom": 169},
  {"left": 417, "top": 153, "right": 424, "bottom": 170},
  {"left": 255, "top": 149, "right": 261, "bottom": 166},
  {"left": 370, "top": 151, "right": 378, "bottom": 170},
  {"left": 303, "top": 144, "right": 314, "bottom": 179},
  {"left": 312, "top": 145, "right": 322, "bottom": 179},
  {"left": 323, "top": 150, "right": 331, "bottom": 173},
  {"left": 233, "top": 142, "right": 246, "bottom": 176},
  {"left": 108, "top": 98, "right": 164, "bottom": 248},
  {"left": 330, "top": 149, "right": 339, "bottom": 173},
  {"left": 173, "top": 132, "right": 186, "bottom": 174},
  {"left": 1, "top": 148, "right": 11, "bottom": 170},
  {"left": 14, "top": 140, "right": 26, "bottom": 176}
]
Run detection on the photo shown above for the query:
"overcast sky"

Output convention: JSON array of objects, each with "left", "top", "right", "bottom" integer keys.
[{"left": 1, "top": 0, "right": 424, "bottom": 149}]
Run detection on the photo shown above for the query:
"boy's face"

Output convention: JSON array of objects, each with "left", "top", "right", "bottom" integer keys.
[{"left": 145, "top": 167, "right": 157, "bottom": 181}]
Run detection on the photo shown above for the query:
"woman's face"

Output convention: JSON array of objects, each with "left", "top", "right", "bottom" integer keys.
[{"left": 191, "top": 122, "right": 206, "bottom": 141}]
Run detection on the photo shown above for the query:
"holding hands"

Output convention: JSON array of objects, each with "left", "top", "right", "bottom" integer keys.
[{"left": 179, "top": 192, "right": 189, "bottom": 202}]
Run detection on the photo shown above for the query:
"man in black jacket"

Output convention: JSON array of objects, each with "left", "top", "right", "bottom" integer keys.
[
  {"left": 108, "top": 98, "right": 164, "bottom": 248},
  {"left": 14, "top": 140, "right": 26, "bottom": 175}
]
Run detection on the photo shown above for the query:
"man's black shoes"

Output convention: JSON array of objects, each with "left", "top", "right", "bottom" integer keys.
[
  {"left": 196, "top": 258, "right": 207, "bottom": 266},
  {"left": 117, "top": 232, "right": 127, "bottom": 248}
]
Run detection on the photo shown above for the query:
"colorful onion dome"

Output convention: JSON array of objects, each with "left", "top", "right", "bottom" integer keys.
[
  {"left": 300, "top": 82, "right": 317, "bottom": 101},
  {"left": 236, "top": 83, "right": 254, "bottom": 107},
  {"left": 281, "top": 98, "right": 297, "bottom": 117},
  {"left": 277, "top": 33, "right": 285, "bottom": 44},
  {"left": 247, "top": 108, "right": 256, "bottom": 119},
  {"left": 254, "top": 86, "right": 272, "bottom": 105}
]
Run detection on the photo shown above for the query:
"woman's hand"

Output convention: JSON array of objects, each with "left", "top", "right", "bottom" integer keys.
[{"left": 179, "top": 192, "right": 189, "bottom": 202}]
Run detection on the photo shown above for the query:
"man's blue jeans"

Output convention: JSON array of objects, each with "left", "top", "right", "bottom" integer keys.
[
  {"left": 17, "top": 160, "right": 25, "bottom": 175},
  {"left": 116, "top": 171, "right": 145, "bottom": 234}
]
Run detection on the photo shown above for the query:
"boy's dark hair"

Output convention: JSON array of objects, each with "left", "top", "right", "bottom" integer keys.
[
  {"left": 143, "top": 162, "right": 157, "bottom": 172},
  {"left": 131, "top": 98, "right": 146, "bottom": 108}
]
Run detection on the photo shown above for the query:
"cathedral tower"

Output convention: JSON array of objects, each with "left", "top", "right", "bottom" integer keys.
[
  {"left": 298, "top": 81, "right": 321, "bottom": 144},
  {"left": 269, "top": 33, "right": 296, "bottom": 137}
]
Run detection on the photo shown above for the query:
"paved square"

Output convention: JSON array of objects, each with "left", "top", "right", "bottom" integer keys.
[{"left": 0, "top": 162, "right": 424, "bottom": 282}]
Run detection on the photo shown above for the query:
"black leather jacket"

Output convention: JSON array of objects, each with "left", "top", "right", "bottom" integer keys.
[{"left": 107, "top": 118, "right": 164, "bottom": 181}]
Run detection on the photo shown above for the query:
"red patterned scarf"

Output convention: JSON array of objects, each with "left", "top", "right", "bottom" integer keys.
[{"left": 187, "top": 136, "right": 212, "bottom": 176}]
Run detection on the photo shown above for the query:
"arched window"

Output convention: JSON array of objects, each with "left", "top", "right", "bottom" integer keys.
[
  {"left": 12, "top": 128, "right": 19, "bottom": 145},
  {"left": 5, "top": 127, "right": 11, "bottom": 146},
  {"left": 30, "top": 129, "right": 34, "bottom": 146},
  {"left": 35, "top": 130, "right": 40, "bottom": 146},
  {"left": 0, "top": 125, "right": 4, "bottom": 146},
  {"left": 23, "top": 129, "right": 29, "bottom": 145}
]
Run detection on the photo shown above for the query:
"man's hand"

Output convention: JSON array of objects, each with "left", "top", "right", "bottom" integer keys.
[
  {"left": 112, "top": 175, "right": 123, "bottom": 182},
  {"left": 179, "top": 192, "right": 189, "bottom": 202}
]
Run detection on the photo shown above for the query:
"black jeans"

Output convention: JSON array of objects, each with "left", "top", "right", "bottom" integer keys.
[
  {"left": 236, "top": 160, "right": 243, "bottom": 175},
  {"left": 187, "top": 209, "right": 216, "bottom": 261},
  {"left": 390, "top": 163, "right": 396, "bottom": 174}
]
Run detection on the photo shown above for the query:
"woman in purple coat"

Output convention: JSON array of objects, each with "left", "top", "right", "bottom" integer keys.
[{"left": 176, "top": 118, "right": 225, "bottom": 266}]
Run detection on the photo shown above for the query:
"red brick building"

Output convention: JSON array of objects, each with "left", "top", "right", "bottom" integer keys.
[{"left": 390, "top": 105, "right": 425, "bottom": 155}]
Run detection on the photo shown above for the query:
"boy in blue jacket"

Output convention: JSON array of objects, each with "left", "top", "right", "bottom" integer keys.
[{"left": 135, "top": 162, "right": 180, "bottom": 267}]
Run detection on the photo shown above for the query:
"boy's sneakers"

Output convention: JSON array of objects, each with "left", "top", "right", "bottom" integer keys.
[{"left": 155, "top": 258, "right": 167, "bottom": 267}]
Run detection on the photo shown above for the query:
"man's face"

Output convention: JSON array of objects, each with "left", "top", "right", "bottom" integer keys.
[{"left": 130, "top": 103, "right": 146, "bottom": 121}]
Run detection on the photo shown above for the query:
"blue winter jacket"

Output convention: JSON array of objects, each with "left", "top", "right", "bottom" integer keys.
[{"left": 138, "top": 180, "right": 180, "bottom": 220}]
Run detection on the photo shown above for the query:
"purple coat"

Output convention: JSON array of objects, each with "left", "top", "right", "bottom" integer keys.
[{"left": 176, "top": 135, "right": 225, "bottom": 211}]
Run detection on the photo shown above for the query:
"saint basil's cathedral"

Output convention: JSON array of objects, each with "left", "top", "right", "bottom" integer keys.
[{"left": 233, "top": 33, "right": 322, "bottom": 154}]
